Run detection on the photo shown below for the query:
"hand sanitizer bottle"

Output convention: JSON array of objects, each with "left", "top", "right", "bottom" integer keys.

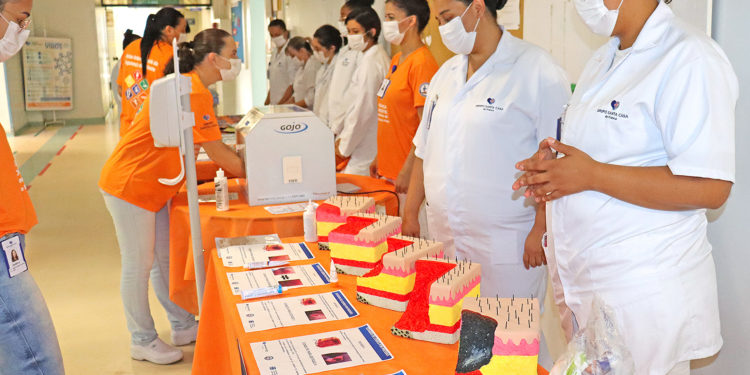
[
  {"left": 215, "top": 168, "right": 229, "bottom": 212},
  {"left": 303, "top": 200, "right": 318, "bottom": 242}
]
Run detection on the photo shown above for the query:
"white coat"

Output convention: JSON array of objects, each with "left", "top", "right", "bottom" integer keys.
[
  {"left": 413, "top": 31, "right": 570, "bottom": 301},
  {"left": 292, "top": 57, "right": 322, "bottom": 107},
  {"left": 268, "top": 39, "right": 298, "bottom": 105},
  {"left": 546, "top": 3, "right": 738, "bottom": 374},
  {"left": 327, "top": 45, "right": 362, "bottom": 135},
  {"left": 339, "top": 44, "right": 390, "bottom": 176},
  {"left": 313, "top": 53, "right": 339, "bottom": 125}
]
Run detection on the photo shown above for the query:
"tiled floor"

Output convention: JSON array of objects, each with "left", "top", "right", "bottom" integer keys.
[{"left": 10, "top": 117, "right": 567, "bottom": 374}]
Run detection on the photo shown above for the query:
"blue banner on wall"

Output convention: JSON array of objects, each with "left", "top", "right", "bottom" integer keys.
[{"left": 231, "top": 1, "right": 245, "bottom": 63}]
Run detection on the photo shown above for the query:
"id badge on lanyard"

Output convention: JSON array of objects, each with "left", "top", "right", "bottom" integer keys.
[
  {"left": 425, "top": 95, "right": 438, "bottom": 131},
  {"left": 377, "top": 78, "right": 391, "bottom": 99},
  {"left": 555, "top": 104, "right": 569, "bottom": 158},
  {"left": 1, "top": 234, "right": 28, "bottom": 278}
]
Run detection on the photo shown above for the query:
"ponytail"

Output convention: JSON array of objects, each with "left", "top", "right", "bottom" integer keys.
[
  {"left": 163, "top": 28, "right": 232, "bottom": 75},
  {"left": 140, "top": 7, "right": 186, "bottom": 75}
]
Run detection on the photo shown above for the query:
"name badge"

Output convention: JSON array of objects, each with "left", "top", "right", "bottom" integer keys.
[
  {"left": 2, "top": 234, "right": 28, "bottom": 278},
  {"left": 376, "top": 79, "right": 391, "bottom": 99}
]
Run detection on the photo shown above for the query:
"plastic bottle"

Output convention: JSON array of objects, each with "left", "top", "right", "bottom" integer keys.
[
  {"left": 303, "top": 200, "right": 318, "bottom": 242},
  {"left": 215, "top": 168, "right": 229, "bottom": 211}
]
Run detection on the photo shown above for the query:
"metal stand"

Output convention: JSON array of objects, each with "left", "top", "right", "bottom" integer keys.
[
  {"left": 183, "top": 122, "right": 206, "bottom": 310},
  {"left": 44, "top": 110, "right": 65, "bottom": 128}
]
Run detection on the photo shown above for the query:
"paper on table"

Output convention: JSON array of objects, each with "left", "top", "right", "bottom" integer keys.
[
  {"left": 497, "top": 0, "right": 521, "bottom": 30},
  {"left": 236, "top": 290, "right": 358, "bottom": 332},
  {"left": 198, "top": 192, "right": 239, "bottom": 203},
  {"left": 220, "top": 242, "right": 314, "bottom": 267},
  {"left": 263, "top": 202, "right": 308, "bottom": 215},
  {"left": 336, "top": 183, "right": 361, "bottom": 193},
  {"left": 251, "top": 324, "right": 393, "bottom": 375},
  {"left": 215, "top": 234, "right": 281, "bottom": 255},
  {"left": 227, "top": 263, "right": 330, "bottom": 295}
]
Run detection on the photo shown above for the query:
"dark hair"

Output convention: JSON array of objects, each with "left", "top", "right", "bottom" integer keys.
[
  {"left": 122, "top": 29, "right": 141, "bottom": 51},
  {"left": 164, "top": 29, "right": 232, "bottom": 75},
  {"left": 286, "top": 36, "right": 312, "bottom": 54},
  {"left": 268, "top": 19, "right": 287, "bottom": 31},
  {"left": 313, "top": 25, "right": 343, "bottom": 53},
  {"left": 344, "top": 0, "right": 375, "bottom": 10},
  {"left": 457, "top": 0, "right": 508, "bottom": 18},
  {"left": 346, "top": 7, "right": 382, "bottom": 41},
  {"left": 141, "top": 7, "right": 188, "bottom": 75},
  {"left": 386, "top": 0, "right": 431, "bottom": 33}
]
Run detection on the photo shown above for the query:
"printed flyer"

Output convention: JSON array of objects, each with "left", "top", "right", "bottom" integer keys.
[
  {"left": 227, "top": 263, "right": 330, "bottom": 295},
  {"left": 221, "top": 242, "right": 314, "bottom": 267},
  {"left": 236, "top": 291, "right": 358, "bottom": 332}
]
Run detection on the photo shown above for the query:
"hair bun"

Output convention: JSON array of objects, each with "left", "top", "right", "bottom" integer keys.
[{"left": 496, "top": 0, "right": 508, "bottom": 10}]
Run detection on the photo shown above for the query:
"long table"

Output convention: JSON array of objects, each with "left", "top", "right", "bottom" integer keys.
[{"left": 192, "top": 238, "right": 549, "bottom": 375}]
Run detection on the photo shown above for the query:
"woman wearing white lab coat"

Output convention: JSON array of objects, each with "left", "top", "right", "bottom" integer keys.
[
  {"left": 337, "top": 7, "right": 390, "bottom": 176},
  {"left": 284, "top": 37, "right": 322, "bottom": 109},
  {"left": 311, "top": 25, "right": 343, "bottom": 125},
  {"left": 406, "top": 0, "right": 570, "bottom": 312},
  {"left": 514, "top": 1, "right": 737, "bottom": 374},
  {"left": 265, "top": 19, "right": 297, "bottom": 105}
]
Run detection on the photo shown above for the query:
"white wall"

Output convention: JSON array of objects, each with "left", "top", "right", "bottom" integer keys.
[{"left": 694, "top": 1, "right": 750, "bottom": 373}]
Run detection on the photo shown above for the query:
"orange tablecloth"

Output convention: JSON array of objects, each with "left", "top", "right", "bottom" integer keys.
[
  {"left": 192, "top": 238, "right": 549, "bottom": 375},
  {"left": 169, "top": 174, "right": 399, "bottom": 315}
]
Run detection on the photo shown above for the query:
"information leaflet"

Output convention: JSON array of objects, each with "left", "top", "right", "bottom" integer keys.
[
  {"left": 236, "top": 291, "right": 358, "bottom": 332},
  {"left": 227, "top": 263, "right": 330, "bottom": 295},
  {"left": 221, "top": 242, "right": 314, "bottom": 267}
]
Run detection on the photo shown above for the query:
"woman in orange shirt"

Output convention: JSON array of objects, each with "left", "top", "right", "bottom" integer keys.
[
  {"left": 117, "top": 7, "right": 189, "bottom": 137},
  {"left": 371, "top": 0, "right": 437, "bottom": 211},
  {"left": 100, "top": 29, "right": 243, "bottom": 365}
]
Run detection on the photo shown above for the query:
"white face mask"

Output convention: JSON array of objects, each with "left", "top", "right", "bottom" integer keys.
[
  {"left": 177, "top": 33, "right": 189, "bottom": 44},
  {"left": 382, "top": 17, "right": 411, "bottom": 45},
  {"left": 574, "top": 0, "right": 625, "bottom": 37},
  {"left": 217, "top": 55, "right": 241, "bottom": 81},
  {"left": 438, "top": 4, "right": 480, "bottom": 55},
  {"left": 313, "top": 49, "right": 327, "bottom": 63},
  {"left": 272, "top": 35, "right": 286, "bottom": 48},
  {"left": 337, "top": 21, "right": 348, "bottom": 34},
  {"left": 347, "top": 33, "right": 367, "bottom": 52},
  {"left": 0, "top": 13, "right": 30, "bottom": 63}
]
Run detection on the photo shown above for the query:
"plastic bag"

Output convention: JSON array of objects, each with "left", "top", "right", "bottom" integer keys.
[{"left": 550, "top": 296, "right": 635, "bottom": 375}]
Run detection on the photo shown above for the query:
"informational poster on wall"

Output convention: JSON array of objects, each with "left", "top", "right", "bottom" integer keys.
[
  {"left": 251, "top": 324, "right": 393, "bottom": 375},
  {"left": 22, "top": 37, "right": 73, "bottom": 111},
  {"left": 236, "top": 291, "right": 359, "bottom": 332},
  {"left": 231, "top": 0, "right": 245, "bottom": 63}
]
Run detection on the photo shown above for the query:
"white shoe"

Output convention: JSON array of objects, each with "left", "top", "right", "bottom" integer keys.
[
  {"left": 131, "top": 337, "right": 183, "bottom": 365},
  {"left": 171, "top": 323, "right": 198, "bottom": 346}
]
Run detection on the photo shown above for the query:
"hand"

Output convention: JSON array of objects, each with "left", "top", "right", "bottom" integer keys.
[
  {"left": 369, "top": 160, "right": 379, "bottom": 178},
  {"left": 401, "top": 215, "right": 420, "bottom": 237},
  {"left": 394, "top": 167, "right": 410, "bottom": 194},
  {"left": 523, "top": 225, "right": 547, "bottom": 269},
  {"left": 513, "top": 139, "right": 598, "bottom": 203}
]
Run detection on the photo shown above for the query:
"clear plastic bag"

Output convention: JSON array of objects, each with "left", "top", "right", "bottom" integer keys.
[{"left": 550, "top": 296, "right": 635, "bottom": 375}]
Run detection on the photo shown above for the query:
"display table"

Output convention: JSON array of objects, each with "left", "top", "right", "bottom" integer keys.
[
  {"left": 192, "top": 238, "right": 549, "bottom": 375},
  {"left": 169, "top": 174, "right": 399, "bottom": 315}
]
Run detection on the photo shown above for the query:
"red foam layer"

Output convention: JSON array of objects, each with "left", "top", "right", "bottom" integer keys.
[
  {"left": 424, "top": 320, "right": 461, "bottom": 334},
  {"left": 356, "top": 286, "right": 411, "bottom": 302},
  {"left": 316, "top": 203, "right": 342, "bottom": 220},
  {"left": 329, "top": 216, "right": 379, "bottom": 235},
  {"left": 318, "top": 236, "right": 328, "bottom": 243},
  {"left": 394, "top": 260, "right": 457, "bottom": 332},
  {"left": 456, "top": 371, "right": 483, "bottom": 375}
]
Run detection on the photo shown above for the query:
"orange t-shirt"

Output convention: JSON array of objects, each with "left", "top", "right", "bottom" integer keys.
[
  {"left": 99, "top": 72, "right": 222, "bottom": 212},
  {"left": 0, "top": 124, "right": 37, "bottom": 237},
  {"left": 118, "top": 39, "right": 174, "bottom": 137},
  {"left": 376, "top": 46, "right": 438, "bottom": 180}
]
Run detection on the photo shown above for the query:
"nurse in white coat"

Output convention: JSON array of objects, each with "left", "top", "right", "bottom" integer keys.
[
  {"left": 514, "top": 1, "right": 738, "bottom": 374},
  {"left": 337, "top": 7, "right": 390, "bottom": 176},
  {"left": 311, "top": 25, "right": 343, "bottom": 125},
  {"left": 265, "top": 19, "right": 297, "bottom": 105},
  {"left": 406, "top": 0, "right": 570, "bottom": 319},
  {"left": 284, "top": 37, "right": 322, "bottom": 109}
]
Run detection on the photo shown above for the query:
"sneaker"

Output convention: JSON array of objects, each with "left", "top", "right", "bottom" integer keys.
[
  {"left": 171, "top": 323, "right": 199, "bottom": 346},
  {"left": 131, "top": 337, "right": 183, "bottom": 365}
]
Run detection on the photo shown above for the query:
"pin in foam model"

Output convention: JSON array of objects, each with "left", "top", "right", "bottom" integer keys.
[
  {"left": 316, "top": 196, "right": 376, "bottom": 250},
  {"left": 328, "top": 213, "right": 402, "bottom": 276},
  {"left": 391, "top": 257, "right": 481, "bottom": 344}
]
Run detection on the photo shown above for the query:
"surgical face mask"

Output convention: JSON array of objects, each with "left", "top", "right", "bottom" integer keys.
[
  {"left": 177, "top": 33, "right": 189, "bottom": 44},
  {"left": 438, "top": 4, "right": 480, "bottom": 55},
  {"left": 382, "top": 17, "right": 412, "bottom": 45},
  {"left": 574, "top": 0, "right": 625, "bottom": 37},
  {"left": 337, "top": 21, "right": 347, "bottom": 34},
  {"left": 313, "top": 49, "right": 327, "bottom": 63},
  {"left": 217, "top": 55, "right": 241, "bottom": 81},
  {"left": 272, "top": 35, "right": 286, "bottom": 48},
  {"left": 0, "top": 13, "right": 30, "bottom": 63},
  {"left": 347, "top": 33, "right": 366, "bottom": 52}
]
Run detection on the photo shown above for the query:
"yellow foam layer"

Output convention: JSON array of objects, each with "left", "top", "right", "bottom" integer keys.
[
  {"left": 330, "top": 241, "right": 388, "bottom": 263},
  {"left": 428, "top": 284, "right": 481, "bottom": 327},
  {"left": 358, "top": 272, "right": 416, "bottom": 295},
  {"left": 317, "top": 221, "right": 343, "bottom": 236},
  {"left": 480, "top": 354, "right": 538, "bottom": 375}
]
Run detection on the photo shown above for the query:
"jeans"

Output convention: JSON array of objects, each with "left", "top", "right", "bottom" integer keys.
[
  {"left": 101, "top": 192, "right": 196, "bottom": 345},
  {"left": 0, "top": 234, "right": 64, "bottom": 375}
]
